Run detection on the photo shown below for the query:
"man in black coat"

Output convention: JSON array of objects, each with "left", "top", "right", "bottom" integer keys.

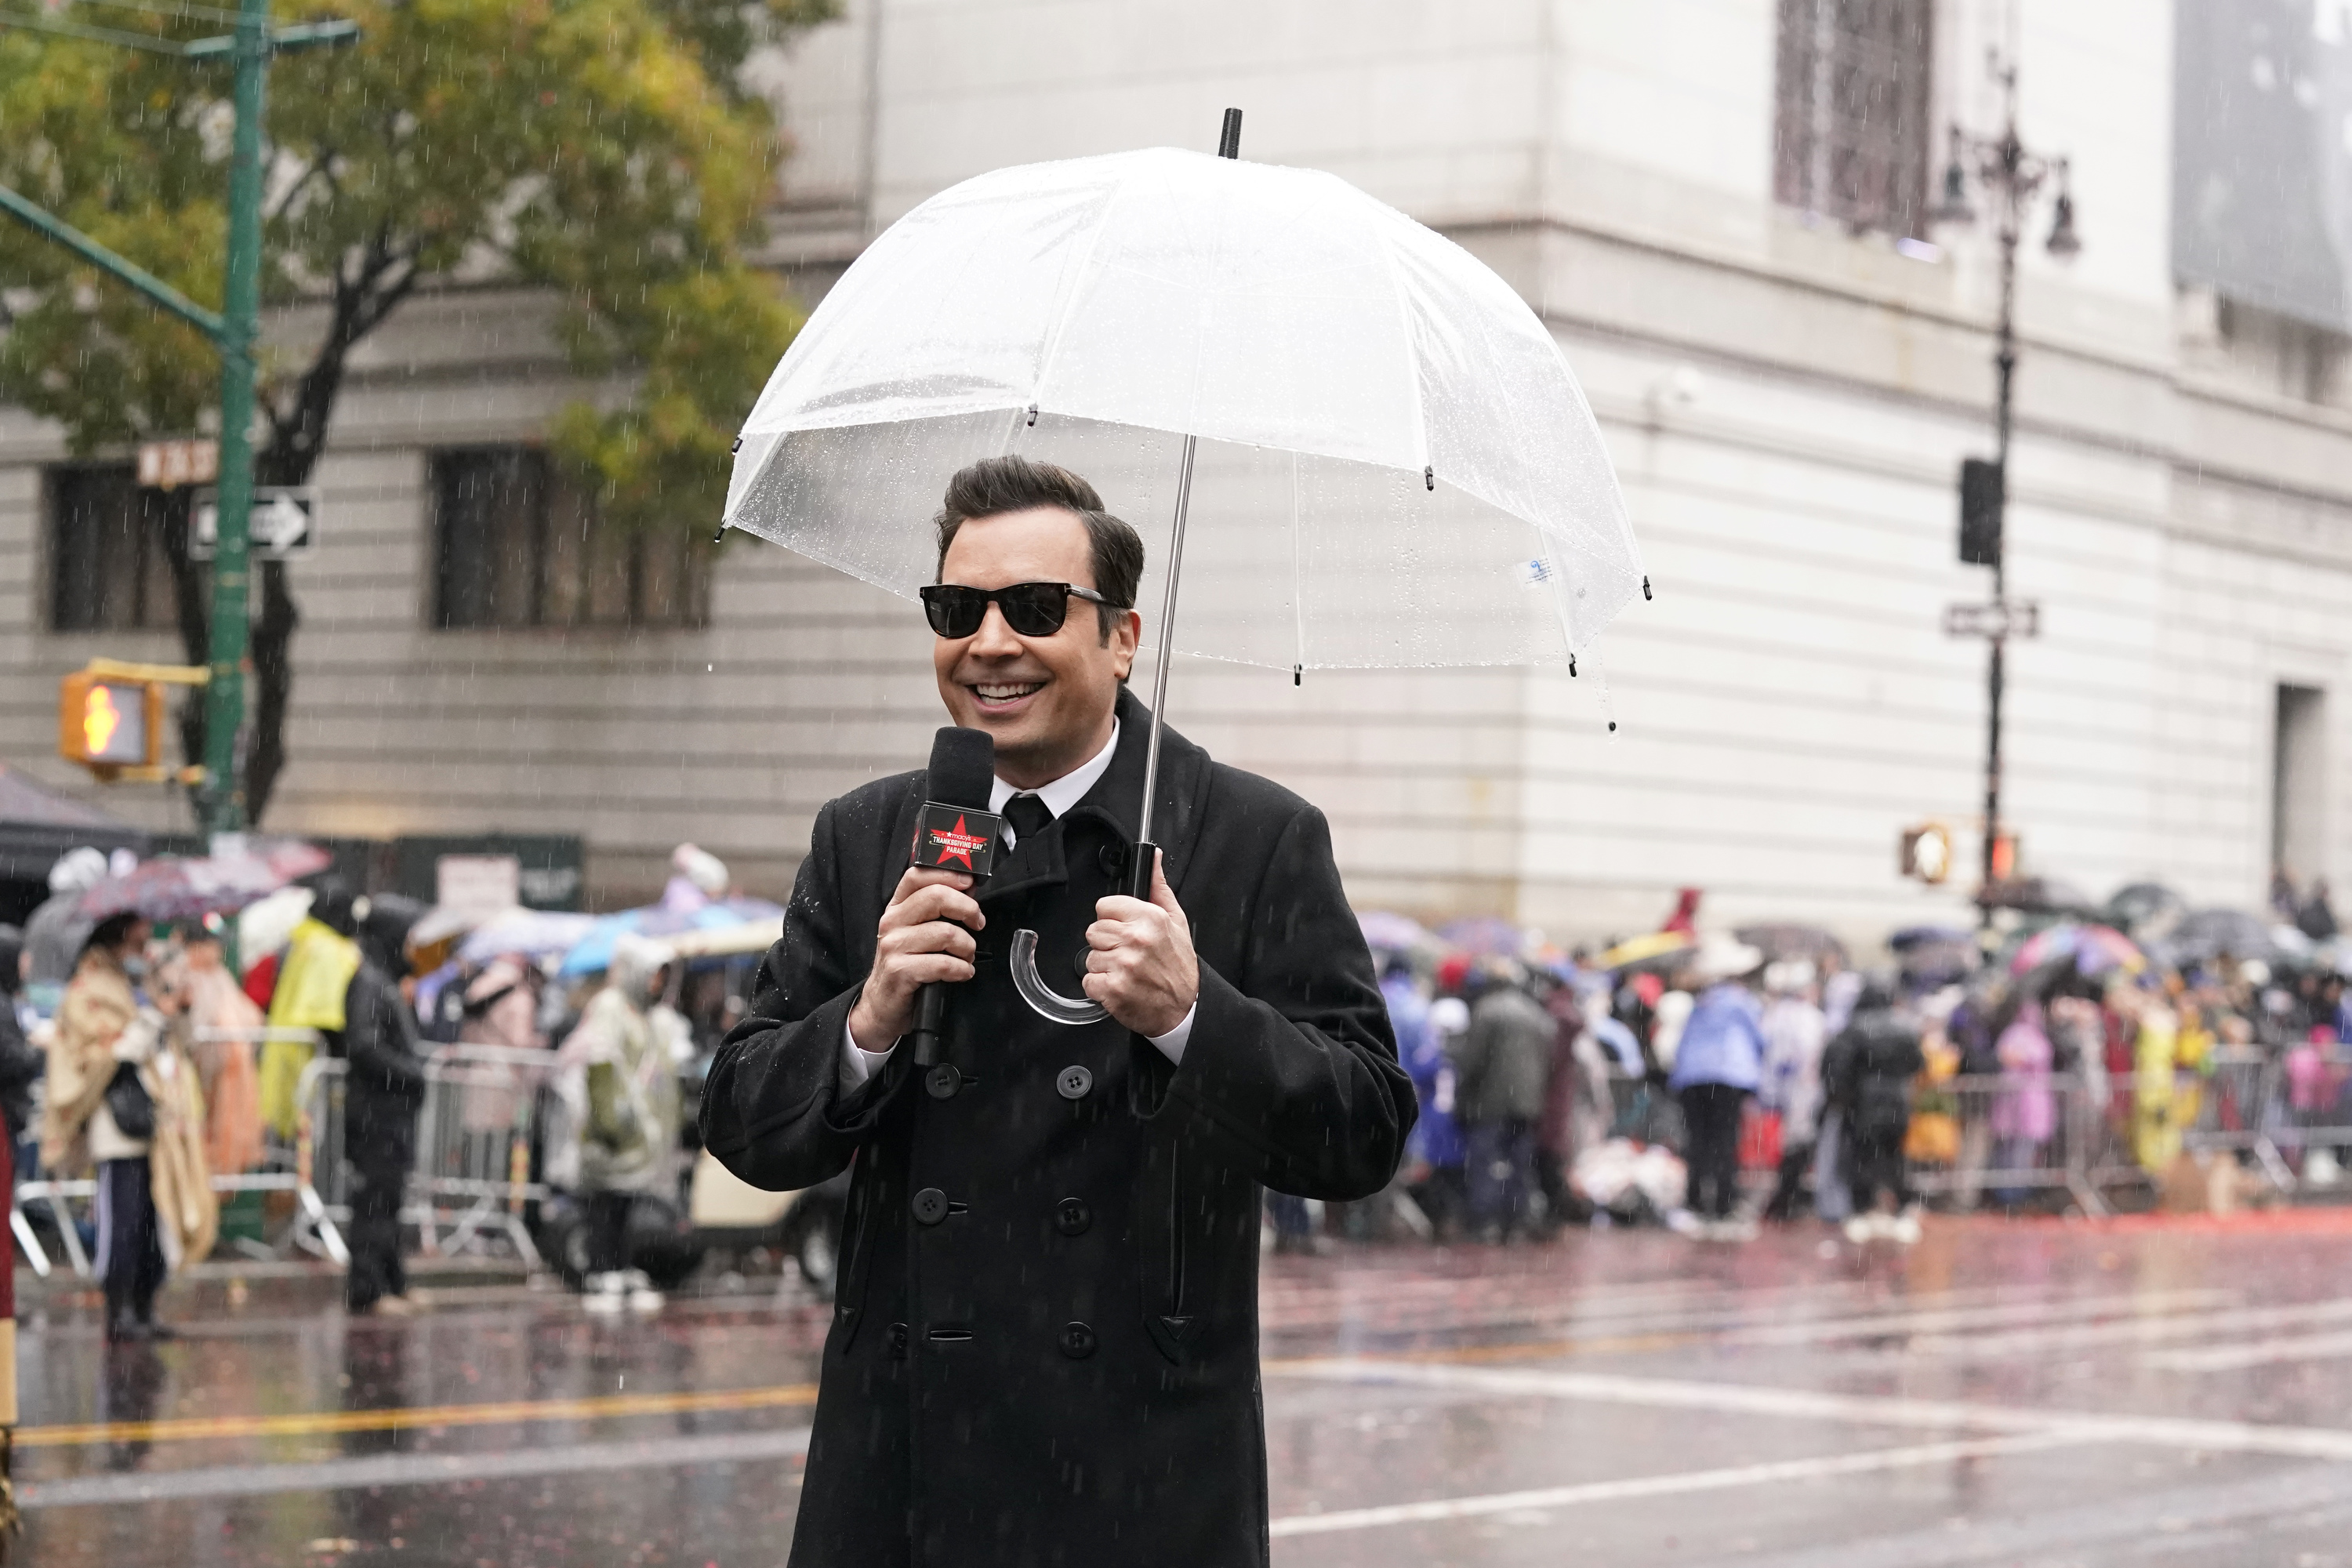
[
  {"left": 702, "top": 456, "right": 1414, "bottom": 1568},
  {"left": 315, "top": 887, "right": 430, "bottom": 1316}
]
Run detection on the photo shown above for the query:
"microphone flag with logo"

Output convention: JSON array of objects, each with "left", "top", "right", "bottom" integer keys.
[
  {"left": 912, "top": 726, "right": 1001, "bottom": 878},
  {"left": 910, "top": 727, "right": 999, "bottom": 1070}
]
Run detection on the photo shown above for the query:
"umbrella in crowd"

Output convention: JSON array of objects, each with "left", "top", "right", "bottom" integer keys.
[
  {"left": 2159, "top": 907, "right": 2288, "bottom": 965},
  {"left": 77, "top": 838, "right": 330, "bottom": 924},
  {"left": 457, "top": 908, "right": 600, "bottom": 967},
  {"left": 1735, "top": 922, "right": 1849, "bottom": 967},
  {"left": 1592, "top": 930, "right": 1695, "bottom": 974},
  {"left": 1979, "top": 875, "right": 2100, "bottom": 916},
  {"left": 557, "top": 897, "right": 786, "bottom": 978},
  {"left": 1358, "top": 911, "right": 1432, "bottom": 954},
  {"left": 2103, "top": 881, "right": 2187, "bottom": 942},
  {"left": 1435, "top": 915, "right": 1531, "bottom": 959},
  {"left": 2010, "top": 922, "right": 2145, "bottom": 980}
]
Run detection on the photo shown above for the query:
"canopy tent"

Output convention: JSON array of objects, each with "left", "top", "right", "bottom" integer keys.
[{"left": 0, "top": 762, "right": 151, "bottom": 918}]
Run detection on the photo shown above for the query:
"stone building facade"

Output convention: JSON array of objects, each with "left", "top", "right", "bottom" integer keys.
[{"left": 4, "top": 0, "right": 2349, "bottom": 944}]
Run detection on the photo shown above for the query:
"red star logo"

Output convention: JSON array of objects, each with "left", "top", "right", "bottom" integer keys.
[{"left": 934, "top": 814, "right": 976, "bottom": 870}]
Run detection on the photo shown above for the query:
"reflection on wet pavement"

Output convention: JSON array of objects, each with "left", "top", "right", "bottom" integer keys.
[{"left": 19, "top": 1213, "right": 2352, "bottom": 1565}]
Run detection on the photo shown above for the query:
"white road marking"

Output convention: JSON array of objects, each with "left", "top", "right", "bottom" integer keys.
[
  {"left": 1910, "top": 1296, "right": 2352, "bottom": 1360},
  {"left": 1274, "top": 1358, "right": 2352, "bottom": 1461},
  {"left": 1722, "top": 1288, "right": 2238, "bottom": 1346},
  {"left": 2147, "top": 1327, "right": 2352, "bottom": 1373},
  {"left": 1267, "top": 1432, "right": 2082, "bottom": 1537}
]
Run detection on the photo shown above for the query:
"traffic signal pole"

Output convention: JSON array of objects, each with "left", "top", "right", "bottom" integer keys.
[
  {"left": 201, "top": 0, "right": 271, "bottom": 835},
  {"left": 0, "top": 0, "right": 354, "bottom": 837}
]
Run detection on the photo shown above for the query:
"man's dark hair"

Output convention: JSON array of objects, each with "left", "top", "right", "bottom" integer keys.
[{"left": 933, "top": 456, "right": 1144, "bottom": 641}]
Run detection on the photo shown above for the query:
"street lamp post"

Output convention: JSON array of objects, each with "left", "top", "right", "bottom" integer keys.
[{"left": 1930, "top": 55, "right": 2079, "bottom": 922}]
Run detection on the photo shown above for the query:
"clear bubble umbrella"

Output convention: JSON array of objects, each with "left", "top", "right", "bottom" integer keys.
[{"left": 721, "top": 113, "right": 1646, "bottom": 1016}]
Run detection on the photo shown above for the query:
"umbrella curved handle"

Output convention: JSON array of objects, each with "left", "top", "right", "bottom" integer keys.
[{"left": 1010, "top": 928, "right": 1109, "bottom": 1027}]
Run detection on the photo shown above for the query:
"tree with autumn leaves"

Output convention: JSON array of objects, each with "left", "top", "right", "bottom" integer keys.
[{"left": 0, "top": 0, "right": 829, "bottom": 820}]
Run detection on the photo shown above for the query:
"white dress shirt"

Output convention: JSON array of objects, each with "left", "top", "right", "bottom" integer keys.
[{"left": 842, "top": 718, "right": 1197, "bottom": 1084}]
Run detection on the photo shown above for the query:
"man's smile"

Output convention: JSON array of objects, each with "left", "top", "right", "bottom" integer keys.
[{"left": 970, "top": 678, "right": 1047, "bottom": 710}]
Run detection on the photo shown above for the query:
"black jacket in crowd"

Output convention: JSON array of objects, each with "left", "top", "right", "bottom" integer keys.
[
  {"left": 1824, "top": 1006, "right": 1926, "bottom": 1142},
  {"left": 702, "top": 690, "right": 1415, "bottom": 1568},
  {"left": 330, "top": 961, "right": 426, "bottom": 1149}
]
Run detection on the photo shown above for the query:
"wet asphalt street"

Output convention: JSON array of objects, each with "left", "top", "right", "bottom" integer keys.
[{"left": 19, "top": 1212, "right": 2352, "bottom": 1566}]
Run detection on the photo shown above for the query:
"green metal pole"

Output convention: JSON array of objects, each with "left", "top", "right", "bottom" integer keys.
[{"left": 201, "top": 0, "right": 269, "bottom": 837}]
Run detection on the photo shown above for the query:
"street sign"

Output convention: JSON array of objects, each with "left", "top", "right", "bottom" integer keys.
[
  {"left": 136, "top": 437, "right": 219, "bottom": 491},
  {"left": 1944, "top": 600, "right": 2039, "bottom": 640},
  {"left": 191, "top": 486, "right": 317, "bottom": 558}
]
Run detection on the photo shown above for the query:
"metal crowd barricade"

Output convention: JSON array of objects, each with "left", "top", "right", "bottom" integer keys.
[
  {"left": 1901, "top": 1073, "right": 2108, "bottom": 1214},
  {"left": 2185, "top": 1044, "right": 2352, "bottom": 1195},
  {"left": 408, "top": 1043, "right": 554, "bottom": 1267},
  {"left": 9, "top": 1027, "right": 345, "bottom": 1280}
]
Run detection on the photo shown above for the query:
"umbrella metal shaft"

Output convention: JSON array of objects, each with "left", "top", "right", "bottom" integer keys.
[{"left": 1134, "top": 431, "right": 1198, "bottom": 873}]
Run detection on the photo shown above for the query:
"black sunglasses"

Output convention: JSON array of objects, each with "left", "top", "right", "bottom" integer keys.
[{"left": 920, "top": 581, "right": 1116, "bottom": 639}]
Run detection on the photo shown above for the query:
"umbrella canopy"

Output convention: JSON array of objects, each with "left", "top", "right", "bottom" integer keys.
[
  {"left": 724, "top": 144, "right": 1643, "bottom": 678},
  {"left": 1734, "top": 923, "right": 1849, "bottom": 967},
  {"left": 78, "top": 838, "right": 329, "bottom": 924},
  {"left": 1980, "top": 876, "right": 2100, "bottom": 916},
  {"left": 2103, "top": 881, "right": 2187, "bottom": 941},
  {"left": 457, "top": 908, "right": 599, "bottom": 967},
  {"left": 558, "top": 897, "right": 788, "bottom": 978},
  {"left": 2010, "top": 922, "right": 2145, "bottom": 980},
  {"left": 1357, "top": 910, "right": 1432, "bottom": 954},
  {"left": 2159, "top": 908, "right": 2284, "bottom": 966},
  {"left": 1434, "top": 915, "right": 1528, "bottom": 959},
  {"left": 1593, "top": 930, "right": 1696, "bottom": 974},
  {"left": 0, "top": 763, "right": 150, "bottom": 886}
]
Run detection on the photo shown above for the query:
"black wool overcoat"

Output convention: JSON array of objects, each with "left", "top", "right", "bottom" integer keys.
[{"left": 702, "top": 689, "right": 1414, "bottom": 1568}]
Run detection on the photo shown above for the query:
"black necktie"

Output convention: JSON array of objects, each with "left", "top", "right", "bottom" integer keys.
[{"left": 1004, "top": 792, "right": 1053, "bottom": 849}]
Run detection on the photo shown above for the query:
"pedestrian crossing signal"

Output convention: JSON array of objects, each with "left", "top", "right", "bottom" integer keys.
[{"left": 57, "top": 670, "right": 170, "bottom": 777}]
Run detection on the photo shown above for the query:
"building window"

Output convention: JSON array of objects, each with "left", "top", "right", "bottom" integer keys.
[
  {"left": 47, "top": 463, "right": 180, "bottom": 633},
  {"left": 430, "top": 446, "right": 710, "bottom": 630},
  {"left": 1773, "top": 0, "right": 1935, "bottom": 238}
]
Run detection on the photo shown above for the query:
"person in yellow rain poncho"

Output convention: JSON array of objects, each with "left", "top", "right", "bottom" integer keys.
[
  {"left": 39, "top": 913, "right": 217, "bottom": 1341},
  {"left": 2126, "top": 981, "right": 2186, "bottom": 1171},
  {"left": 259, "top": 908, "right": 362, "bottom": 1140}
]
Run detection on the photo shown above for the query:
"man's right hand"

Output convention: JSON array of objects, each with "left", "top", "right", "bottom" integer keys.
[{"left": 847, "top": 866, "right": 984, "bottom": 1054}]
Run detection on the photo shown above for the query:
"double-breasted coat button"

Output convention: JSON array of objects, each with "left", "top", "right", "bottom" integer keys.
[
  {"left": 1056, "top": 1065, "right": 1093, "bottom": 1100},
  {"left": 1058, "top": 1321, "right": 1098, "bottom": 1359},
  {"left": 924, "top": 1063, "right": 961, "bottom": 1099},
  {"left": 911, "top": 1187, "right": 949, "bottom": 1225},
  {"left": 1054, "top": 1197, "right": 1091, "bottom": 1236},
  {"left": 1098, "top": 844, "right": 1128, "bottom": 879},
  {"left": 888, "top": 1322, "right": 909, "bottom": 1359}
]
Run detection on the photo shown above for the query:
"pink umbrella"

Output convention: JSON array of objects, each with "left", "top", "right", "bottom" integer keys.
[
  {"left": 2010, "top": 922, "right": 2143, "bottom": 979},
  {"left": 79, "top": 838, "right": 332, "bottom": 924}
]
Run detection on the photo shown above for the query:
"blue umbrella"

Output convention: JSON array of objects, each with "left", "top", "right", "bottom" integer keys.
[{"left": 559, "top": 898, "right": 785, "bottom": 978}]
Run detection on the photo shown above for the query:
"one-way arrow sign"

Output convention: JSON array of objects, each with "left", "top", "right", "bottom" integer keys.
[{"left": 191, "top": 487, "right": 318, "bottom": 559}]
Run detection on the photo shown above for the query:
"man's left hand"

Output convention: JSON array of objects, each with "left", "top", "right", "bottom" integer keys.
[{"left": 1084, "top": 851, "right": 1197, "bottom": 1039}]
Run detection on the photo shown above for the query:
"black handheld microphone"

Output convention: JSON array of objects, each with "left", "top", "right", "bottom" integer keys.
[{"left": 909, "top": 726, "right": 1000, "bottom": 1068}]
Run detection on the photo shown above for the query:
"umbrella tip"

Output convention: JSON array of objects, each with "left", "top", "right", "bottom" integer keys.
[
  {"left": 1642, "top": 575, "right": 1653, "bottom": 601},
  {"left": 1218, "top": 107, "right": 1243, "bottom": 159},
  {"left": 712, "top": 521, "right": 728, "bottom": 545}
]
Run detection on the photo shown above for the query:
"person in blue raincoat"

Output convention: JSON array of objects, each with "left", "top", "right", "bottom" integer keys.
[{"left": 1666, "top": 941, "right": 1766, "bottom": 1227}]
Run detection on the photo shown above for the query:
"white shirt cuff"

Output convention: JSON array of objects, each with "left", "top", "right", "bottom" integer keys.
[
  {"left": 840, "top": 1017, "right": 895, "bottom": 1087},
  {"left": 1148, "top": 1002, "right": 1197, "bottom": 1066}
]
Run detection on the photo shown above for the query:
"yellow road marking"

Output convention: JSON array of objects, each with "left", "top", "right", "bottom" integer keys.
[
  {"left": 16, "top": 1382, "right": 818, "bottom": 1450},
  {"left": 20, "top": 1319, "right": 1690, "bottom": 1452}
]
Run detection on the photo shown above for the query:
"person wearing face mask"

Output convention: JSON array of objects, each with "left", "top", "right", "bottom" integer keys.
[
  {"left": 40, "top": 913, "right": 217, "bottom": 1340},
  {"left": 555, "top": 934, "right": 683, "bottom": 1315}
]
